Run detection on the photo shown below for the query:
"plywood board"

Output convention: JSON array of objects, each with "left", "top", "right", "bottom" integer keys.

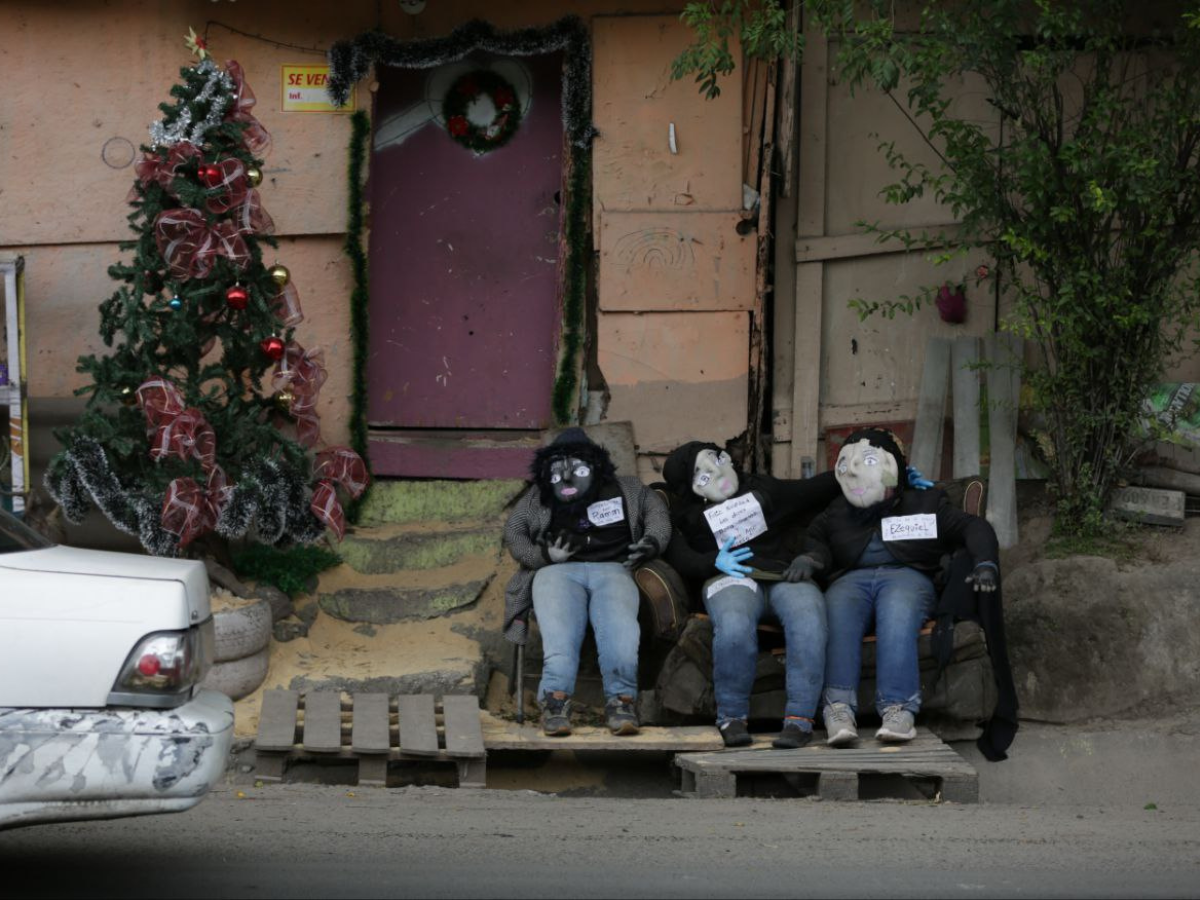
[
  {"left": 952, "top": 336, "right": 982, "bottom": 477},
  {"left": 592, "top": 15, "right": 743, "bottom": 223},
  {"left": 910, "top": 336, "right": 950, "bottom": 480},
  {"left": 819, "top": 250, "right": 994, "bottom": 419},
  {"left": 984, "top": 334, "right": 1019, "bottom": 549},
  {"left": 599, "top": 211, "right": 756, "bottom": 311},
  {"left": 599, "top": 311, "right": 748, "bottom": 454}
]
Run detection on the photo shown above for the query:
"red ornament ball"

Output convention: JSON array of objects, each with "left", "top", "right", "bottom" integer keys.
[
  {"left": 200, "top": 164, "right": 224, "bottom": 187},
  {"left": 226, "top": 285, "right": 249, "bottom": 310},
  {"left": 260, "top": 336, "right": 285, "bottom": 360}
]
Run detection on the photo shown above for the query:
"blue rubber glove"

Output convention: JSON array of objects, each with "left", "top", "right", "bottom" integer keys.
[
  {"left": 906, "top": 465, "right": 934, "bottom": 490},
  {"left": 715, "top": 537, "right": 754, "bottom": 577}
]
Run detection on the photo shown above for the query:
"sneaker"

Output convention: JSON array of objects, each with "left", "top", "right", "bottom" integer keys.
[
  {"left": 605, "top": 695, "right": 640, "bottom": 736},
  {"left": 823, "top": 702, "right": 858, "bottom": 747},
  {"left": 540, "top": 693, "right": 572, "bottom": 736},
  {"left": 875, "top": 705, "right": 916, "bottom": 742},
  {"left": 718, "top": 718, "right": 752, "bottom": 748},
  {"left": 772, "top": 719, "right": 814, "bottom": 750}
]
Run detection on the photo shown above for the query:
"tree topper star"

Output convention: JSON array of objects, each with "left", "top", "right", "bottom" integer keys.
[{"left": 185, "top": 27, "right": 210, "bottom": 61}]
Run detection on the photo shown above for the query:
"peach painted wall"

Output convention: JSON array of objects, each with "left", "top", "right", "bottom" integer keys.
[{"left": 1, "top": 0, "right": 757, "bottom": 481}]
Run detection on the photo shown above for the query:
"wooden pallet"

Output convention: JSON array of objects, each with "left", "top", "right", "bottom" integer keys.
[
  {"left": 254, "top": 690, "right": 486, "bottom": 788},
  {"left": 675, "top": 730, "right": 978, "bottom": 802}
]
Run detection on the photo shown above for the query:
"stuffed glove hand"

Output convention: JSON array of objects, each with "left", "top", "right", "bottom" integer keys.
[
  {"left": 623, "top": 536, "right": 660, "bottom": 569},
  {"left": 906, "top": 465, "right": 934, "bottom": 490},
  {"left": 965, "top": 563, "right": 998, "bottom": 592},
  {"left": 715, "top": 537, "right": 754, "bottom": 577},
  {"left": 543, "top": 534, "right": 578, "bottom": 564},
  {"left": 782, "top": 554, "right": 824, "bottom": 583}
]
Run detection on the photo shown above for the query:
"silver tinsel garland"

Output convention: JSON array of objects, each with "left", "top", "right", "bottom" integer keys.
[{"left": 149, "top": 58, "right": 235, "bottom": 149}]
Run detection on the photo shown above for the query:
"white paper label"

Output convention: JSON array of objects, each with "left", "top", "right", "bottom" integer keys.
[
  {"left": 586, "top": 497, "right": 625, "bottom": 527},
  {"left": 703, "top": 493, "right": 768, "bottom": 548},
  {"left": 881, "top": 513, "right": 938, "bottom": 541},
  {"left": 706, "top": 576, "right": 757, "bottom": 599}
]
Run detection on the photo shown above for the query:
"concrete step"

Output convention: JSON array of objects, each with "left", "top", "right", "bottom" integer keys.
[
  {"left": 314, "top": 552, "right": 498, "bottom": 624},
  {"left": 338, "top": 523, "right": 502, "bottom": 575},
  {"left": 356, "top": 479, "right": 525, "bottom": 527}
]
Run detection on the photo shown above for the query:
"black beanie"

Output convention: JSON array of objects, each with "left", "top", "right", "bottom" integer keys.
[
  {"left": 663, "top": 441, "right": 722, "bottom": 497},
  {"left": 841, "top": 428, "right": 907, "bottom": 491}
]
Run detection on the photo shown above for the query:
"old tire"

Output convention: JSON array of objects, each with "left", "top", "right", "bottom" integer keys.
[
  {"left": 202, "top": 646, "right": 270, "bottom": 701},
  {"left": 212, "top": 596, "right": 272, "bottom": 663}
]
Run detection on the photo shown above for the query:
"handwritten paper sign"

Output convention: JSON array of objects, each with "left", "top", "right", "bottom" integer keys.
[
  {"left": 281, "top": 65, "right": 354, "bottom": 113},
  {"left": 703, "top": 493, "right": 768, "bottom": 548},
  {"left": 586, "top": 497, "right": 625, "bottom": 527},
  {"left": 881, "top": 514, "right": 938, "bottom": 542}
]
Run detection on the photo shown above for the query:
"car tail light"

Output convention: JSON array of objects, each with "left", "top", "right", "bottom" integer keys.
[{"left": 107, "top": 619, "right": 214, "bottom": 709}]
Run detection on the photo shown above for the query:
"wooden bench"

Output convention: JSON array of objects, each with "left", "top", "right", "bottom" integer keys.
[
  {"left": 675, "top": 730, "right": 978, "bottom": 802},
  {"left": 254, "top": 690, "right": 486, "bottom": 788}
]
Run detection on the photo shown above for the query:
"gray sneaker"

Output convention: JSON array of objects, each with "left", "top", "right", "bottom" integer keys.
[
  {"left": 605, "top": 695, "right": 640, "bottom": 736},
  {"left": 540, "top": 693, "right": 572, "bottom": 736},
  {"left": 876, "top": 705, "right": 916, "bottom": 742},
  {"left": 823, "top": 702, "right": 858, "bottom": 747}
]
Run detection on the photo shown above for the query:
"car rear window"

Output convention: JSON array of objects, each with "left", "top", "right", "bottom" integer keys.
[{"left": 0, "top": 508, "right": 54, "bottom": 553}]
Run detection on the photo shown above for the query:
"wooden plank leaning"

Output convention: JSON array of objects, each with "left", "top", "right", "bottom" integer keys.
[
  {"left": 952, "top": 335, "right": 982, "bottom": 478},
  {"left": 910, "top": 336, "right": 951, "bottom": 481},
  {"left": 985, "top": 333, "right": 1020, "bottom": 548}
]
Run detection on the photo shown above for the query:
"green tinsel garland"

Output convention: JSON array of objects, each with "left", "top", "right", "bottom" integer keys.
[
  {"left": 344, "top": 108, "right": 373, "bottom": 520},
  {"left": 336, "top": 18, "right": 597, "bottom": 453},
  {"left": 552, "top": 151, "right": 591, "bottom": 424}
]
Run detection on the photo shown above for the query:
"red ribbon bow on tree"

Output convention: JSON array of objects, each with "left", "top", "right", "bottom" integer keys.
[
  {"left": 202, "top": 158, "right": 275, "bottom": 236},
  {"left": 272, "top": 342, "right": 327, "bottom": 448},
  {"left": 161, "top": 466, "right": 233, "bottom": 548},
  {"left": 128, "top": 142, "right": 203, "bottom": 203},
  {"left": 224, "top": 60, "right": 271, "bottom": 156},
  {"left": 154, "top": 209, "right": 251, "bottom": 281},
  {"left": 310, "top": 447, "right": 370, "bottom": 540},
  {"left": 136, "top": 377, "right": 217, "bottom": 471}
]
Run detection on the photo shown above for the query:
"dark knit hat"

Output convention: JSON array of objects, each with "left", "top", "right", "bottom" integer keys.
[
  {"left": 841, "top": 428, "right": 907, "bottom": 491},
  {"left": 662, "top": 440, "right": 722, "bottom": 497}
]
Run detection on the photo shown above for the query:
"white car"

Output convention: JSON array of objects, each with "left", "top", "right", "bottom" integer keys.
[{"left": 0, "top": 507, "right": 233, "bottom": 829}]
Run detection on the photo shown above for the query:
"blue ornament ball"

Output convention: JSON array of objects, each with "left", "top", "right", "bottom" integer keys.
[{"left": 169, "top": 296, "right": 183, "bottom": 311}]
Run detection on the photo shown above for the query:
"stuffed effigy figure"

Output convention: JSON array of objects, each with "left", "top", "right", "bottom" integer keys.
[
  {"left": 798, "top": 428, "right": 999, "bottom": 746},
  {"left": 503, "top": 428, "right": 671, "bottom": 737},
  {"left": 662, "top": 442, "right": 845, "bottom": 749}
]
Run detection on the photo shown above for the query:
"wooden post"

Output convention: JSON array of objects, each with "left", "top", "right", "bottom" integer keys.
[{"left": 789, "top": 19, "right": 829, "bottom": 477}]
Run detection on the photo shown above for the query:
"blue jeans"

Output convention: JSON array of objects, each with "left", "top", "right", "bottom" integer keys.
[
  {"left": 531, "top": 562, "right": 641, "bottom": 701},
  {"left": 702, "top": 576, "right": 827, "bottom": 723},
  {"left": 823, "top": 566, "right": 937, "bottom": 715}
]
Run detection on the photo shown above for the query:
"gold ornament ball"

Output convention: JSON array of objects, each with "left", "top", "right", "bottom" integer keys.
[
  {"left": 246, "top": 166, "right": 263, "bottom": 188},
  {"left": 120, "top": 386, "right": 137, "bottom": 406},
  {"left": 268, "top": 264, "right": 290, "bottom": 286},
  {"left": 274, "top": 390, "right": 294, "bottom": 412}
]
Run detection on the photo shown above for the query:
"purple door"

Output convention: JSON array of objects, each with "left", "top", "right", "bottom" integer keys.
[{"left": 366, "top": 55, "right": 564, "bottom": 476}]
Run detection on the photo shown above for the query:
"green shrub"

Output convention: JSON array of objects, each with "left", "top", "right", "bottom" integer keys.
[{"left": 232, "top": 543, "right": 342, "bottom": 596}]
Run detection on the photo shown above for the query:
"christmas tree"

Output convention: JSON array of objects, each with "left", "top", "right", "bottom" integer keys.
[{"left": 47, "top": 37, "right": 367, "bottom": 557}]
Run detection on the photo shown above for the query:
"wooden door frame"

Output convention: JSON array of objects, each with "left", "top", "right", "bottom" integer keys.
[{"left": 329, "top": 17, "right": 596, "bottom": 478}]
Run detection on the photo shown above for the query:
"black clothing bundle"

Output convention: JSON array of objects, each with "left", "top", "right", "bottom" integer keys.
[{"left": 665, "top": 471, "right": 842, "bottom": 579}]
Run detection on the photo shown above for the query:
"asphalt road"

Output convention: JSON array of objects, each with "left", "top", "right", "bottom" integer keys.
[{"left": 3, "top": 782, "right": 1198, "bottom": 899}]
